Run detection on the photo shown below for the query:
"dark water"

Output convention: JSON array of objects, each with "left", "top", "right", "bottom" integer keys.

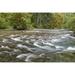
[{"left": 0, "top": 29, "right": 75, "bottom": 62}]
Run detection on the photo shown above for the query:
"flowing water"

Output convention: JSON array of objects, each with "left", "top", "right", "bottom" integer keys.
[{"left": 0, "top": 29, "right": 75, "bottom": 62}]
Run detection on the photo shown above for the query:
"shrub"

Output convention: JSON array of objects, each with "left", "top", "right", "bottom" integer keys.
[
  {"left": 10, "top": 13, "right": 27, "bottom": 30},
  {"left": 65, "top": 17, "right": 75, "bottom": 31},
  {"left": 0, "top": 17, "right": 9, "bottom": 29},
  {"left": 10, "top": 13, "right": 33, "bottom": 30},
  {"left": 50, "top": 13, "right": 64, "bottom": 29}
]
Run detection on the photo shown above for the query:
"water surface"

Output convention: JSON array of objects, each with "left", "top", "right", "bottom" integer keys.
[{"left": 0, "top": 29, "right": 75, "bottom": 62}]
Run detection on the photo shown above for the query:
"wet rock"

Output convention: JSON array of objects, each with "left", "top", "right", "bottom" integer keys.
[
  {"left": 16, "top": 53, "right": 39, "bottom": 62},
  {"left": 17, "top": 44, "right": 33, "bottom": 52}
]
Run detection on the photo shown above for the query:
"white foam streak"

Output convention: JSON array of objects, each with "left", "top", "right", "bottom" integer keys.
[
  {"left": 1, "top": 45, "right": 10, "bottom": 49},
  {"left": 11, "top": 37, "right": 22, "bottom": 42},
  {"left": 2, "top": 39, "right": 7, "bottom": 42},
  {"left": 42, "top": 42, "right": 54, "bottom": 47},
  {"left": 51, "top": 39, "right": 61, "bottom": 43},
  {"left": 16, "top": 53, "right": 37, "bottom": 62},
  {"left": 67, "top": 47, "right": 75, "bottom": 50},
  {"left": 17, "top": 44, "right": 27, "bottom": 48}
]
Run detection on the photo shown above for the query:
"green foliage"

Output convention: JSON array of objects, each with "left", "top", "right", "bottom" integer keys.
[
  {"left": 31, "top": 13, "right": 64, "bottom": 29},
  {"left": 10, "top": 13, "right": 33, "bottom": 30},
  {"left": 65, "top": 17, "right": 75, "bottom": 31},
  {"left": 0, "top": 16, "right": 9, "bottom": 29},
  {"left": 0, "top": 13, "right": 74, "bottom": 30},
  {"left": 50, "top": 13, "right": 64, "bottom": 28},
  {"left": 31, "top": 13, "right": 53, "bottom": 29},
  {"left": 10, "top": 13, "right": 27, "bottom": 30}
]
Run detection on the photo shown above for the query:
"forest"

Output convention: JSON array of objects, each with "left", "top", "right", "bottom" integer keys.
[{"left": 0, "top": 13, "right": 74, "bottom": 31}]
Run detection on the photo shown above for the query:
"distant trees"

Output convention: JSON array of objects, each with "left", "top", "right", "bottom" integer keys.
[
  {"left": 50, "top": 13, "right": 64, "bottom": 28},
  {"left": 0, "top": 13, "right": 74, "bottom": 31},
  {"left": 63, "top": 13, "right": 75, "bottom": 32},
  {"left": 65, "top": 17, "right": 75, "bottom": 31},
  {"left": 31, "top": 13, "right": 53, "bottom": 28},
  {"left": 0, "top": 13, "right": 10, "bottom": 29},
  {"left": 31, "top": 13, "right": 64, "bottom": 29},
  {"left": 10, "top": 13, "right": 33, "bottom": 30}
]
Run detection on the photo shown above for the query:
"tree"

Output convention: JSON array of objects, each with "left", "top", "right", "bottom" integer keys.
[
  {"left": 31, "top": 13, "right": 64, "bottom": 29},
  {"left": 10, "top": 13, "right": 33, "bottom": 30},
  {"left": 50, "top": 13, "right": 64, "bottom": 28},
  {"left": 65, "top": 17, "right": 75, "bottom": 31},
  {"left": 0, "top": 13, "right": 10, "bottom": 29},
  {"left": 31, "top": 13, "right": 53, "bottom": 28}
]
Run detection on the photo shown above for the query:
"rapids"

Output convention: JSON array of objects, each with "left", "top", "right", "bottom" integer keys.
[{"left": 0, "top": 29, "right": 75, "bottom": 62}]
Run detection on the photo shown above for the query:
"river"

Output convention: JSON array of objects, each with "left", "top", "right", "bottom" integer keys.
[{"left": 0, "top": 29, "right": 75, "bottom": 62}]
